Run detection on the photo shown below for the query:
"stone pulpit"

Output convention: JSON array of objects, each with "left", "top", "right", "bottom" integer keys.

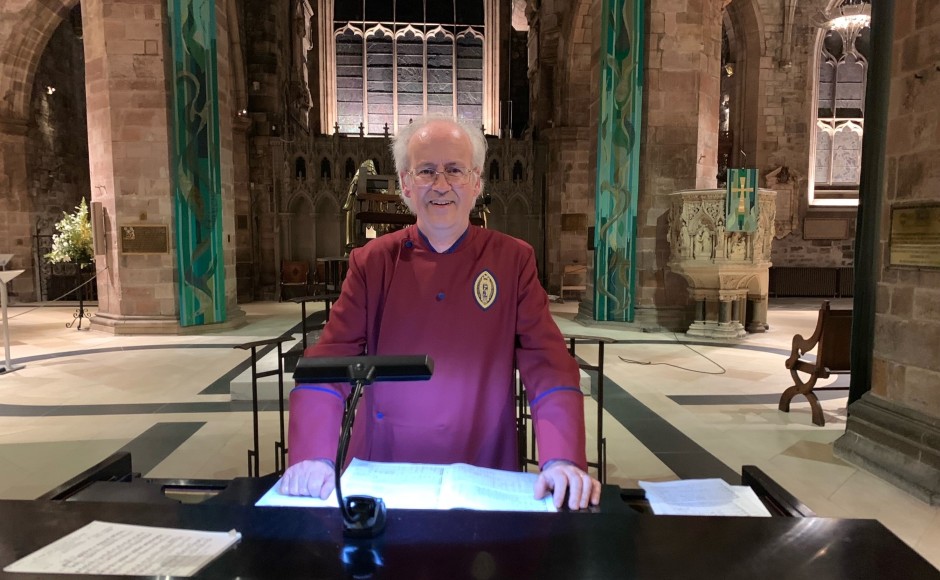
[{"left": 666, "top": 189, "right": 776, "bottom": 338}]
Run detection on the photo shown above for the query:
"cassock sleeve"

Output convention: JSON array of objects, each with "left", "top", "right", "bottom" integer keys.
[
  {"left": 513, "top": 246, "right": 588, "bottom": 471},
  {"left": 287, "top": 250, "right": 369, "bottom": 466}
]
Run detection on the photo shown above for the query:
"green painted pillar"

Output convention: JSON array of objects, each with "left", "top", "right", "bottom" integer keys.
[
  {"left": 167, "top": 0, "right": 226, "bottom": 326},
  {"left": 593, "top": 0, "right": 644, "bottom": 322},
  {"left": 850, "top": 0, "right": 893, "bottom": 404}
]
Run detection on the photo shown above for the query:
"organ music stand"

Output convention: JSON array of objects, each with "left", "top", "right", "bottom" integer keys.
[
  {"left": 293, "top": 355, "right": 434, "bottom": 538},
  {"left": 0, "top": 270, "right": 24, "bottom": 374}
]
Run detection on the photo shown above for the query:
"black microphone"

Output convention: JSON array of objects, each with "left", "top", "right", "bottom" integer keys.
[{"left": 293, "top": 355, "right": 434, "bottom": 538}]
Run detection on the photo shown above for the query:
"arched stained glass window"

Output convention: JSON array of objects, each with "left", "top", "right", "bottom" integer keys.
[
  {"left": 396, "top": 27, "right": 424, "bottom": 125},
  {"left": 336, "top": 25, "right": 364, "bottom": 134},
  {"left": 456, "top": 29, "right": 484, "bottom": 123},
  {"left": 426, "top": 28, "right": 455, "bottom": 118},
  {"left": 366, "top": 26, "right": 394, "bottom": 134},
  {"left": 330, "top": 0, "right": 486, "bottom": 134},
  {"left": 810, "top": 2, "right": 871, "bottom": 206}
]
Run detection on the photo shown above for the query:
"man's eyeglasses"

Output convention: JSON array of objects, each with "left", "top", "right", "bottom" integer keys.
[{"left": 407, "top": 166, "right": 477, "bottom": 187}]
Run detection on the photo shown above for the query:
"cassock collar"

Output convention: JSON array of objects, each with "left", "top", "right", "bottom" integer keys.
[{"left": 416, "top": 226, "right": 470, "bottom": 254}]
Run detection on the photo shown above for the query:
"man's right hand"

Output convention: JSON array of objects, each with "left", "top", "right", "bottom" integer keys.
[{"left": 278, "top": 459, "right": 336, "bottom": 498}]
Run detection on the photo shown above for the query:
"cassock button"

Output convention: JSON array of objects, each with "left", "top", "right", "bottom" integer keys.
[
  {"left": 436, "top": 292, "right": 445, "bottom": 301},
  {"left": 404, "top": 240, "right": 413, "bottom": 248},
  {"left": 376, "top": 412, "right": 384, "bottom": 419}
]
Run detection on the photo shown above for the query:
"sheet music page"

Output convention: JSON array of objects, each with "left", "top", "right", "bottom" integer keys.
[
  {"left": 256, "top": 459, "right": 556, "bottom": 512},
  {"left": 256, "top": 458, "right": 445, "bottom": 509},
  {"left": 2, "top": 521, "right": 241, "bottom": 577},
  {"left": 440, "top": 463, "right": 557, "bottom": 512},
  {"left": 339, "top": 459, "right": 446, "bottom": 509},
  {"left": 639, "top": 478, "right": 772, "bottom": 517}
]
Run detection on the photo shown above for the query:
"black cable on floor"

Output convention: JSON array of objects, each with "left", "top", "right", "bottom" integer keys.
[{"left": 618, "top": 333, "right": 727, "bottom": 375}]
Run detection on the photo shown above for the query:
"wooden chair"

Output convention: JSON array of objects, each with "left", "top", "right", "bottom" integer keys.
[
  {"left": 560, "top": 264, "right": 587, "bottom": 302},
  {"left": 778, "top": 300, "right": 852, "bottom": 426},
  {"left": 279, "top": 260, "right": 311, "bottom": 301}
]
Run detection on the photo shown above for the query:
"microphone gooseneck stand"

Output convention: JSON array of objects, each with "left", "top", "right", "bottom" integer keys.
[
  {"left": 292, "top": 354, "right": 434, "bottom": 542},
  {"left": 335, "top": 362, "right": 387, "bottom": 538},
  {"left": 292, "top": 355, "right": 434, "bottom": 578}
]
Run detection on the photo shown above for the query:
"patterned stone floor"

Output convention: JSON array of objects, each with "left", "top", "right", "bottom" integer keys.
[{"left": 0, "top": 297, "right": 937, "bottom": 570}]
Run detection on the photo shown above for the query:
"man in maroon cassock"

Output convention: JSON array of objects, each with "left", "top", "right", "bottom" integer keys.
[{"left": 280, "top": 115, "right": 601, "bottom": 510}]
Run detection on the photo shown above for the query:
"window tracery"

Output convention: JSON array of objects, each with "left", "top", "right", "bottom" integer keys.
[
  {"left": 329, "top": 0, "right": 487, "bottom": 135},
  {"left": 810, "top": 2, "right": 870, "bottom": 206}
]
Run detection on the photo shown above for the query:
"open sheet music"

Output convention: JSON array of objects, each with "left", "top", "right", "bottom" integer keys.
[
  {"left": 256, "top": 458, "right": 557, "bottom": 512},
  {"left": 3, "top": 521, "right": 241, "bottom": 577},
  {"left": 639, "top": 478, "right": 772, "bottom": 517}
]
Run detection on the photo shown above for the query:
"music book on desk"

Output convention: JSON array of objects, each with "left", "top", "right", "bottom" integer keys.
[
  {"left": 256, "top": 458, "right": 558, "bottom": 512},
  {"left": 639, "top": 478, "right": 772, "bottom": 517}
]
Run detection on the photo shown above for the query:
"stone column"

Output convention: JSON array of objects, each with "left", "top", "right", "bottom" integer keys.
[
  {"left": 82, "top": 0, "right": 174, "bottom": 332},
  {"left": 631, "top": 0, "right": 722, "bottom": 330},
  {"left": 747, "top": 294, "right": 768, "bottom": 332},
  {"left": 693, "top": 296, "right": 705, "bottom": 323},
  {"left": 82, "top": 0, "right": 242, "bottom": 333},
  {"left": 0, "top": 119, "right": 33, "bottom": 300},
  {"left": 834, "top": 0, "right": 939, "bottom": 505}
]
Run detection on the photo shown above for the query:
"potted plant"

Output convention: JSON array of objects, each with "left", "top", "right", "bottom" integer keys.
[
  {"left": 46, "top": 198, "right": 94, "bottom": 267},
  {"left": 46, "top": 198, "right": 95, "bottom": 328}
]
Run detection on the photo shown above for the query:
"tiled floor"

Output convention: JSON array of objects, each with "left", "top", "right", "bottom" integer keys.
[{"left": 0, "top": 297, "right": 937, "bottom": 570}]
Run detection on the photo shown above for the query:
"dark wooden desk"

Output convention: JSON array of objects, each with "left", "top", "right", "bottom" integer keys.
[{"left": 1, "top": 496, "right": 936, "bottom": 579}]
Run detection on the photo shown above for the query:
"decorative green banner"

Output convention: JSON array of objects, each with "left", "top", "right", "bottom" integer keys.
[
  {"left": 167, "top": 0, "right": 225, "bottom": 326},
  {"left": 593, "top": 0, "right": 644, "bottom": 322},
  {"left": 725, "top": 168, "right": 759, "bottom": 232}
]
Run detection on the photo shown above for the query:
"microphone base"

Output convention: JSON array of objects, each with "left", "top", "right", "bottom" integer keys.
[{"left": 343, "top": 495, "right": 387, "bottom": 538}]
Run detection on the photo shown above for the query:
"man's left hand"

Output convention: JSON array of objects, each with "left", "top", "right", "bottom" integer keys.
[{"left": 534, "top": 461, "right": 601, "bottom": 510}]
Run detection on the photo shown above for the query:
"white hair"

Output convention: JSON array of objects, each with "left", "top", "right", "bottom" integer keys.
[{"left": 391, "top": 115, "right": 487, "bottom": 205}]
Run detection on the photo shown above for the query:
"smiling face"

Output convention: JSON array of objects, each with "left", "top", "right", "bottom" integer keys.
[{"left": 400, "top": 120, "right": 481, "bottom": 245}]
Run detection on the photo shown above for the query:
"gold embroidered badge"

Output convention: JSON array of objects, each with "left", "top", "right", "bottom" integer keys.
[{"left": 473, "top": 270, "right": 497, "bottom": 310}]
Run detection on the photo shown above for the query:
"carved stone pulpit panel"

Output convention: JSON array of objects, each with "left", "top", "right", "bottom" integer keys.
[
  {"left": 666, "top": 188, "right": 776, "bottom": 339},
  {"left": 765, "top": 165, "right": 801, "bottom": 239}
]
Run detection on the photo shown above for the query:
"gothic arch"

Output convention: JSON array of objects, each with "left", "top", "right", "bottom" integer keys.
[
  {"left": 505, "top": 194, "right": 537, "bottom": 254},
  {"left": 511, "top": 158, "right": 525, "bottom": 182},
  {"left": 294, "top": 155, "right": 308, "bottom": 180},
  {"left": 313, "top": 191, "right": 342, "bottom": 259},
  {"left": 286, "top": 189, "right": 315, "bottom": 214},
  {"left": 805, "top": 0, "right": 869, "bottom": 206},
  {"left": 724, "top": 0, "right": 767, "bottom": 168},
  {"left": 0, "top": 0, "right": 76, "bottom": 120},
  {"left": 488, "top": 191, "right": 533, "bottom": 235},
  {"left": 505, "top": 192, "right": 532, "bottom": 216},
  {"left": 488, "top": 158, "right": 500, "bottom": 181},
  {"left": 558, "top": 0, "right": 594, "bottom": 127},
  {"left": 287, "top": 192, "right": 316, "bottom": 265}
]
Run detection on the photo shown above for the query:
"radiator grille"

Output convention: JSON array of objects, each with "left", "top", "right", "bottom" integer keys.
[{"left": 769, "top": 267, "right": 854, "bottom": 298}]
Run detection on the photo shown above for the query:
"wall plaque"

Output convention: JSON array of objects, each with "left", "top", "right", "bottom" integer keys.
[
  {"left": 803, "top": 217, "right": 850, "bottom": 240},
  {"left": 120, "top": 225, "right": 170, "bottom": 254},
  {"left": 562, "top": 213, "right": 588, "bottom": 232},
  {"left": 889, "top": 204, "right": 940, "bottom": 269}
]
